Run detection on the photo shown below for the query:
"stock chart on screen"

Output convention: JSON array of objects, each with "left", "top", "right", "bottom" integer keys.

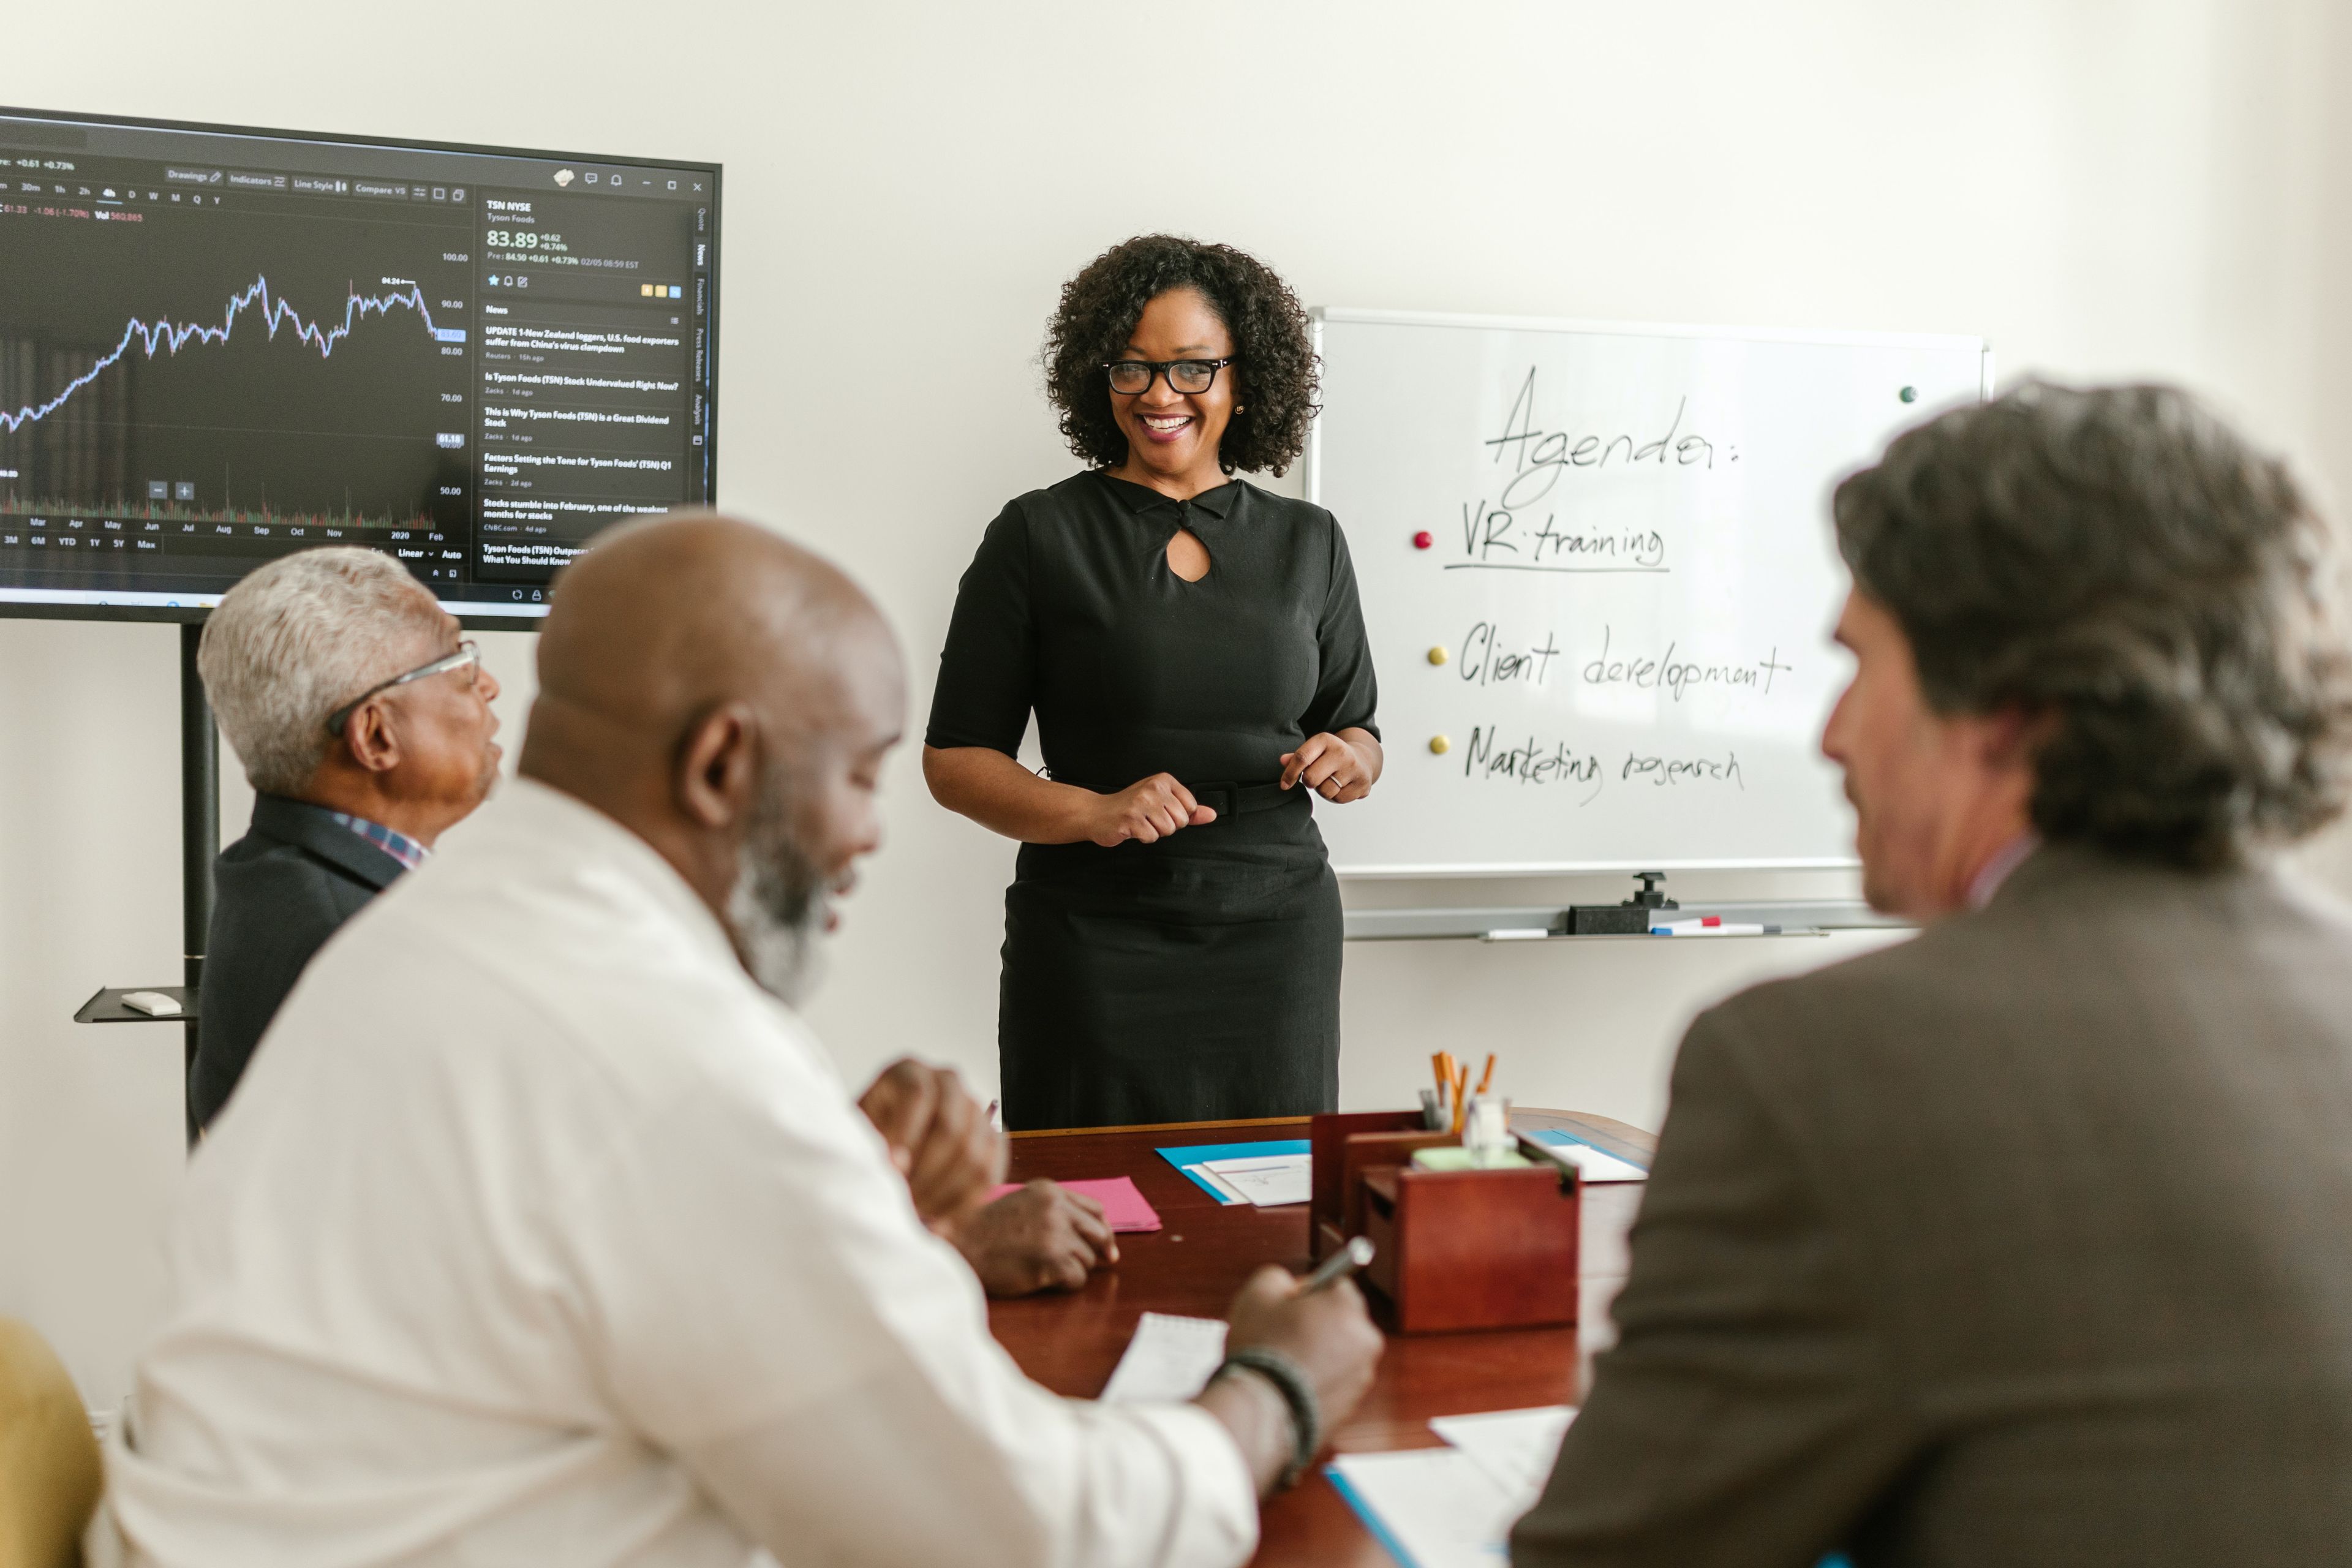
[{"left": 0, "top": 107, "right": 718, "bottom": 621}]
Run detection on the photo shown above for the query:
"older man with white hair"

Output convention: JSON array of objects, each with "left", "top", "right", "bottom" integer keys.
[{"left": 190, "top": 548, "right": 503, "bottom": 1131}]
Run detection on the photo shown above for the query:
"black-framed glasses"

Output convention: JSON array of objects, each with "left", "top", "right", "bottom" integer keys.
[
  {"left": 325, "top": 641, "right": 480, "bottom": 737},
  {"left": 1103, "top": 357, "right": 1235, "bottom": 396}
]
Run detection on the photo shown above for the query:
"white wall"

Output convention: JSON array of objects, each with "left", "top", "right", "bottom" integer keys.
[{"left": 6, "top": 0, "right": 2351, "bottom": 1411}]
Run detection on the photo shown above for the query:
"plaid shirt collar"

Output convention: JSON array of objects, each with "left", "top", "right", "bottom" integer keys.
[{"left": 326, "top": 812, "right": 429, "bottom": 873}]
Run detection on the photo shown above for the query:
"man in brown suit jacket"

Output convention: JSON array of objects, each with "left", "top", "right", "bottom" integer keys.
[{"left": 1513, "top": 383, "right": 2352, "bottom": 1566}]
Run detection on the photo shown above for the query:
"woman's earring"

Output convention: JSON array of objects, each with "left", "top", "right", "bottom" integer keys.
[{"left": 1235, "top": 404, "right": 1247, "bottom": 414}]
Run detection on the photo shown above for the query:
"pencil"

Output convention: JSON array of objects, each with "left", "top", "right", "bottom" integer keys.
[
  {"left": 1476, "top": 1054, "right": 1496, "bottom": 1096},
  {"left": 1451, "top": 1064, "right": 1470, "bottom": 1134}
]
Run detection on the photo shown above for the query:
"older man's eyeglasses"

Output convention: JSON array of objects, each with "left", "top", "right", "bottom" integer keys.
[
  {"left": 1103, "top": 358, "right": 1235, "bottom": 396},
  {"left": 325, "top": 641, "right": 481, "bottom": 737}
]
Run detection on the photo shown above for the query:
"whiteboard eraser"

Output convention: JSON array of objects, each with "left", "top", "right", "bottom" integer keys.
[
  {"left": 1567, "top": 906, "right": 1652, "bottom": 936},
  {"left": 121, "top": 990, "right": 182, "bottom": 1017}
]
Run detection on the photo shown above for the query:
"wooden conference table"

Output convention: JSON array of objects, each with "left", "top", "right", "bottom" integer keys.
[{"left": 992, "top": 1109, "right": 1659, "bottom": 1568}]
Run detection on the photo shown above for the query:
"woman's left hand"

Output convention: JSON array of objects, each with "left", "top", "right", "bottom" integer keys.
[{"left": 1281, "top": 731, "right": 1379, "bottom": 804}]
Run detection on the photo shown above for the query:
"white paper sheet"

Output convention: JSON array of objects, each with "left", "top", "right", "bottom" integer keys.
[
  {"left": 1098, "top": 1313, "right": 1228, "bottom": 1403},
  {"left": 1182, "top": 1163, "right": 1251, "bottom": 1205},
  {"left": 1534, "top": 1141, "right": 1649, "bottom": 1184},
  {"left": 1198, "top": 1152, "right": 1311, "bottom": 1207},
  {"left": 1326, "top": 1408, "right": 1579, "bottom": 1566},
  {"left": 1327, "top": 1449, "right": 1521, "bottom": 1568},
  {"left": 1426, "top": 1406, "right": 1575, "bottom": 1505}
]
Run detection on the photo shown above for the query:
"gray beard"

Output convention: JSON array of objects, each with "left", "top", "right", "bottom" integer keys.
[{"left": 724, "top": 788, "right": 832, "bottom": 1008}]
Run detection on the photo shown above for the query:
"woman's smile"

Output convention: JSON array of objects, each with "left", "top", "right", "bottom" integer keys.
[{"left": 1137, "top": 412, "right": 1196, "bottom": 442}]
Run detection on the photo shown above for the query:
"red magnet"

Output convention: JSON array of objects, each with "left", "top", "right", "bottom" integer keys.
[{"left": 1412, "top": 530, "right": 1433, "bottom": 549}]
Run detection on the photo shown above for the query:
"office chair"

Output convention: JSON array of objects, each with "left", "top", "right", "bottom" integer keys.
[{"left": 0, "top": 1319, "right": 102, "bottom": 1568}]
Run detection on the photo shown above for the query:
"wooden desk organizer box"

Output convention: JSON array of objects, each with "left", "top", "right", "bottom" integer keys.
[{"left": 1308, "top": 1110, "right": 1580, "bottom": 1334}]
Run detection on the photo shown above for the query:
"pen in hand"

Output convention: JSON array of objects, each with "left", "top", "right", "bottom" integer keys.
[{"left": 1300, "top": 1236, "right": 1374, "bottom": 1294}]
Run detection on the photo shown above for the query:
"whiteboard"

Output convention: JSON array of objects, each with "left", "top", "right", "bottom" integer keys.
[{"left": 1304, "top": 308, "right": 1990, "bottom": 875}]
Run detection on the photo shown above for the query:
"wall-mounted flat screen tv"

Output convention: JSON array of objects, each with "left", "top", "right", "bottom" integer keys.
[{"left": 0, "top": 106, "right": 718, "bottom": 622}]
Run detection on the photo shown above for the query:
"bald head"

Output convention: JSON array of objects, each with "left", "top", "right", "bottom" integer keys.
[
  {"left": 534, "top": 513, "right": 878, "bottom": 737},
  {"left": 521, "top": 513, "right": 905, "bottom": 964}
]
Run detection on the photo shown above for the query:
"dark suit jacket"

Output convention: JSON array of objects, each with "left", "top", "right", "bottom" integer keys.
[
  {"left": 190, "top": 794, "right": 407, "bottom": 1131},
  {"left": 1513, "top": 845, "right": 2352, "bottom": 1566}
]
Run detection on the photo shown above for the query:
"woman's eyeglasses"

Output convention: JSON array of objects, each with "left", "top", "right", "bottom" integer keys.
[
  {"left": 325, "top": 641, "right": 481, "bottom": 737},
  {"left": 1103, "top": 358, "right": 1235, "bottom": 396}
]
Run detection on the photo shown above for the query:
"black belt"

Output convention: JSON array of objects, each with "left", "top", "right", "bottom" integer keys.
[
  {"left": 1186, "top": 780, "right": 1300, "bottom": 819},
  {"left": 1049, "top": 775, "right": 1303, "bottom": 820}
]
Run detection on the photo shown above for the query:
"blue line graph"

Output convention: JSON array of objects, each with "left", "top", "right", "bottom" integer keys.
[{"left": 1, "top": 276, "right": 461, "bottom": 437}]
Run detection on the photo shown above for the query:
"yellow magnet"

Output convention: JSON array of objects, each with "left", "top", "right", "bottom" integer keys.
[
  {"left": 1428, "top": 734, "right": 1451, "bottom": 755},
  {"left": 1427, "top": 646, "right": 1449, "bottom": 666}
]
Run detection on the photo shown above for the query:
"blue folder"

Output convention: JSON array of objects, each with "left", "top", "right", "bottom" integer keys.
[
  {"left": 1155, "top": 1139, "right": 1311, "bottom": 1202},
  {"left": 1322, "top": 1465, "right": 1420, "bottom": 1566}
]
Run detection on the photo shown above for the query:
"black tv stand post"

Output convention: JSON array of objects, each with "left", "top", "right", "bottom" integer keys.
[{"left": 74, "top": 623, "right": 216, "bottom": 1148}]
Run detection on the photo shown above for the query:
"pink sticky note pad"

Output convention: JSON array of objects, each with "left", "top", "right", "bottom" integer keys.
[{"left": 987, "top": 1176, "right": 1163, "bottom": 1232}]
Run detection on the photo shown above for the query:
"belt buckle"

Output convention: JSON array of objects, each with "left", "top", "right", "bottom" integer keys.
[{"left": 1197, "top": 784, "right": 1237, "bottom": 820}]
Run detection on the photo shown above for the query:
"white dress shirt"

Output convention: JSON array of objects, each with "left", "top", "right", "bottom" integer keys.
[{"left": 104, "top": 778, "right": 1256, "bottom": 1568}]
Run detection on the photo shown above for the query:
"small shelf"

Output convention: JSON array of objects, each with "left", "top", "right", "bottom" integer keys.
[{"left": 75, "top": 986, "right": 199, "bottom": 1025}]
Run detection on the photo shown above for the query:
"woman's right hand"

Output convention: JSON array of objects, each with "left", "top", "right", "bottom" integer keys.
[{"left": 1091, "top": 773, "right": 1218, "bottom": 846}]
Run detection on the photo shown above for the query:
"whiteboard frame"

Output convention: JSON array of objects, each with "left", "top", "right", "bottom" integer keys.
[{"left": 1302, "top": 306, "right": 1994, "bottom": 877}]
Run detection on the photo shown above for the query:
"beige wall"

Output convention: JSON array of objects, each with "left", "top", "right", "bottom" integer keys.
[{"left": 5, "top": 0, "right": 2350, "bottom": 1411}]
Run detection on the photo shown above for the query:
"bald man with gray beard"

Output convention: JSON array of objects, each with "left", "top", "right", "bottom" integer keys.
[{"left": 102, "top": 514, "right": 1381, "bottom": 1568}]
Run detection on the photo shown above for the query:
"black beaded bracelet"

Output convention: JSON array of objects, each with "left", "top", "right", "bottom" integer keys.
[{"left": 1216, "top": 1346, "right": 1321, "bottom": 1489}]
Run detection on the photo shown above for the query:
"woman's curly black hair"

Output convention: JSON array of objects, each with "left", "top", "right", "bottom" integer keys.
[{"left": 1042, "top": 235, "right": 1319, "bottom": 477}]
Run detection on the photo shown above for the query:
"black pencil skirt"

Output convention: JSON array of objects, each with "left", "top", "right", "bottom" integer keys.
[{"left": 996, "top": 796, "right": 1342, "bottom": 1131}]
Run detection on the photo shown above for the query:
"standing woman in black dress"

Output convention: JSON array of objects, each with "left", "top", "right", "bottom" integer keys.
[{"left": 924, "top": 235, "right": 1383, "bottom": 1131}]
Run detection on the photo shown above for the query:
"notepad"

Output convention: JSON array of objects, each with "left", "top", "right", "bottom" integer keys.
[
  {"left": 986, "top": 1177, "right": 1163, "bottom": 1232},
  {"left": 1099, "top": 1313, "right": 1227, "bottom": 1403},
  {"left": 1156, "top": 1139, "right": 1311, "bottom": 1204},
  {"left": 1411, "top": 1147, "right": 1533, "bottom": 1172}
]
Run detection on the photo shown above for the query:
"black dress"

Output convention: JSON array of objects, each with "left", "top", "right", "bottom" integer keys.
[{"left": 927, "top": 471, "right": 1381, "bottom": 1131}]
